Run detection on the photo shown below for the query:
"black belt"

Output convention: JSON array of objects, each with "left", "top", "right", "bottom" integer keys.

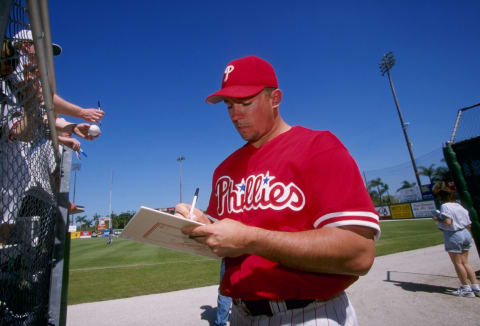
[{"left": 235, "top": 299, "right": 315, "bottom": 317}]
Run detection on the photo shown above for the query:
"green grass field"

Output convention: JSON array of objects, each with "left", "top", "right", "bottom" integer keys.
[
  {"left": 68, "top": 218, "right": 443, "bottom": 305},
  {"left": 375, "top": 218, "right": 443, "bottom": 256}
]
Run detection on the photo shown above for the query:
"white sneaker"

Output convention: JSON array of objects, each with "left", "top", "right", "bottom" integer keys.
[
  {"left": 471, "top": 287, "right": 480, "bottom": 297},
  {"left": 452, "top": 287, "right": 475, "bottom": 298}
]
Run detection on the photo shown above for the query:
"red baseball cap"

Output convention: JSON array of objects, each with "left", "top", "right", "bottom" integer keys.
[{"left": 206, "top": 56, "right": 278, "bottom": 104}]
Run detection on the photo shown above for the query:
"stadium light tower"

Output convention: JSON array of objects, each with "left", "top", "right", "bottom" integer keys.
[
  {"left": 379, "top": 52, "right": 423, "bottom": 195},
  {"left": 177, "top": 156, "right": 185, "bottom": 202},
  {"left": 109, "top": 169, "right": 113, "bottom": 230}
]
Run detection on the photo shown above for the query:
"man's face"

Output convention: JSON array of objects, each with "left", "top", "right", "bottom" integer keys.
[{"left": 223, "top": 89, "right": 278, "bottom": 147}]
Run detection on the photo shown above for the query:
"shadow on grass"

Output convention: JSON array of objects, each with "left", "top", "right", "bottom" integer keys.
[
  {"left": 384, "top": 270, "right": 457, "bottom": 295},
  {"left": 200, "top": 305, "right": 217, "bottom": 326}
]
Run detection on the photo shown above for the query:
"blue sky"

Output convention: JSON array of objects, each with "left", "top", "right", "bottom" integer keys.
[{"left": 47, "top": 0, "right": 480, "bottom": 219}]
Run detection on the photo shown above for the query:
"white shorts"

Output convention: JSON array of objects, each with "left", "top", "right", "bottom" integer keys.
[{"left": 231, "top": 292, "right": 358, "bottom": 326}]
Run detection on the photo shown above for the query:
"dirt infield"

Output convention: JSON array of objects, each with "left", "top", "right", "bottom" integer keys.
[{"left": 67, "top": 244, "right": 479, "bottom": 326}]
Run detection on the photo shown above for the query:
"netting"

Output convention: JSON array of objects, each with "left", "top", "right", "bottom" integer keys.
[
  {"left": 450, "top": 103, "right": 480, "bottom": 225},
  {"left": 363, "top": 147, "right": 447, "bottom": 205},
  {"left": 450, "top": 103, "right": 480, "bottom": 144},
  {"left": 451, "top": 137, "right": 480, "bottom": 219},
  {"left": 1, "top": 1, "right": 59, "bottom": 325},
  {"left": 365, "top": 104, "right": 480, "bottom": 207}
]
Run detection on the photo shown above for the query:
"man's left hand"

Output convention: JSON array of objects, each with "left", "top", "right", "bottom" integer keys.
[{"left": 181, "top": 218, "right": 253, "bottom": 258}]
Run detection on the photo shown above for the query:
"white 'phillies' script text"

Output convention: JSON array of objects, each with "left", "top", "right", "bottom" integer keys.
[{"left": 214, "top": 172, "right": 305, "bottom": 216}]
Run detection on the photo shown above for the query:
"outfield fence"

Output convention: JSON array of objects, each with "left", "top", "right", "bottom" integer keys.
[{"left": 1, "top": 1, "right": 71, "bottom": 325}]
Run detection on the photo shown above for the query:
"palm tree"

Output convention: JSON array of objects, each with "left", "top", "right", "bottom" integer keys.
[
  {"left": 92, "top": 213, "right": 101, "bottom": 229},
  {"left": 117, "top": 211, "right": 134, "bottom": 229},
  {"left": 76, "top": 215, "right": 87, "bottom": 231},
  {"left": 418, "top": 164, "right": 436, "bottom": 184},
  {"left": 381, "top": 183, "right": 392, "bottom": 204},
  {"left": 367, "top": 189, "right": 380, "bottom": 205},
  {"left": 367, "top": 178, "right": 385, "bottom": 205},
  {"left": 369, "top": 178, "right": 384, "bottom": 198},
  {"left": 84, "top": 218, "right": 93, "bottom": 230},
  {"left": 433, "top": 165, "right": 451, "bottom": 183},
  {"left": 397, "top": 180, "right": 416, "bottom": 192}
]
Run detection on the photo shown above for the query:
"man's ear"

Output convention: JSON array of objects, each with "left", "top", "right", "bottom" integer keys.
[{"left": 271, "top": 89, "right": 282, "bottom": 109}]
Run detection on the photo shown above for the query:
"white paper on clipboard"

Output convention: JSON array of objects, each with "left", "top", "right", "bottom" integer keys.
[{"left": 120, "top": 206, "right": 218, "bottom": 259}]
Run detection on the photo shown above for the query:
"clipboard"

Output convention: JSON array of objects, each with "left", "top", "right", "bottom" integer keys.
[{"left": 120, "top": 206, "right": 218, "bottom": 259}]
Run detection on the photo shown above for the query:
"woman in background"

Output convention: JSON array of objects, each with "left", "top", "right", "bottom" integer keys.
[{"left": 434, "top": 189, "right": 479, "bottom": 297}]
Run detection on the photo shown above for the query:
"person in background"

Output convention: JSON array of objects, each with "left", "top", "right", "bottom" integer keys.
[
  {"left": 433, "top": 188, "right": 479, "bottom": 297},
  {"left": 107, "top": 229, "right": 114, "bottom": 245},
  {"left": 11, "top": 29, "right": 104, "bottom": 148},
  {"left": 1, "top": 29, "right": 102, "bottom": 243},
  {"left": 53, "top": 94, "right": 103, "bottom": 124},
  {"left": 55, "top": 117, "right": 99, "bottom": 150},
  {"left": 12, "top": 29, "right": 104, "bottom": 123},
  {"left": 0, "top": 38, "right": 31, "bottom": 243},
  {"left": 214, "top": 259, "right": 232, "bottom": 326}
]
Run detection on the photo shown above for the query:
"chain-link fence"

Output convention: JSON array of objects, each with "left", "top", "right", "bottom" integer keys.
[
  {"left": 445, "top": 103, "right": 480, "bottom": 259},
  {"left": 450, "top": 102, "right": 480, "bottom": 144},
  {"left": 1, "top": 1, "right": 70, "bottom": 325},
  {"left": 449, "top": 103, "right": 480, "bottom": 212}
]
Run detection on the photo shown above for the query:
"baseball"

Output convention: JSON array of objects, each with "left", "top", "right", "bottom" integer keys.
[{"left": 88, "top": 125, "right": 101, "bottom": 137}]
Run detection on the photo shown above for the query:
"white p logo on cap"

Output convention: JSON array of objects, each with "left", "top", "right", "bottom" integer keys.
[{"left": 224, "top": 65, "right": 234, "bottom": 82}]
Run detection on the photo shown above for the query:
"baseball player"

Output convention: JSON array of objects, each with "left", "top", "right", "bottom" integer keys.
[{"left": 176, "top": 56, "right": 380, "bottom": 325}]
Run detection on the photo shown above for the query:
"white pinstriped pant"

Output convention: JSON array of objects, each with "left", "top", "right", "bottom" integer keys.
[{"left": 230, "top": 292, "right": 358, "bottom": 326}]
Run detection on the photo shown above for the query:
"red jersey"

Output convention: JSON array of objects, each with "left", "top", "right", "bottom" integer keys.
[{"left": 206, "top": 126, "right": 380, "bottom": 300}]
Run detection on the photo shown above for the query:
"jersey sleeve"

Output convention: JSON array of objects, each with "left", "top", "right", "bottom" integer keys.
[{"left": 306, "top": 133, "right": 380, "bottom": 240}]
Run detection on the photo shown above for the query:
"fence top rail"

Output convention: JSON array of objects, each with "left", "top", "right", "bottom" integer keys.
[
  {"left": 459, "top": 102, "right": 480, "bottom": 113},
  {"left": 450, "top": 102, "right": 480, "bottom": 144}
]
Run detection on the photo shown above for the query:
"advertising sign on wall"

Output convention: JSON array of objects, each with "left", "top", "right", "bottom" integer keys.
[
  {"left": 98, "top": 217, "right": 110, "bottom": 230},
  {"left": 421, "top": 184, "right": 434, "bottom": 200},
  {"left": 390, "top": 203, "right": 413, "bottom": 219},
  {"left": 396, "top": 187, "right": 422, "bottom": 203},
  {"left": 411, "top": 200, "right": 437, "bottom": 218},
  {"left": 80, "top": 231, "right": 92, "bottom": 239},
  {"left": 375, "top": 206, "right": 391, "bottom": 219}
]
